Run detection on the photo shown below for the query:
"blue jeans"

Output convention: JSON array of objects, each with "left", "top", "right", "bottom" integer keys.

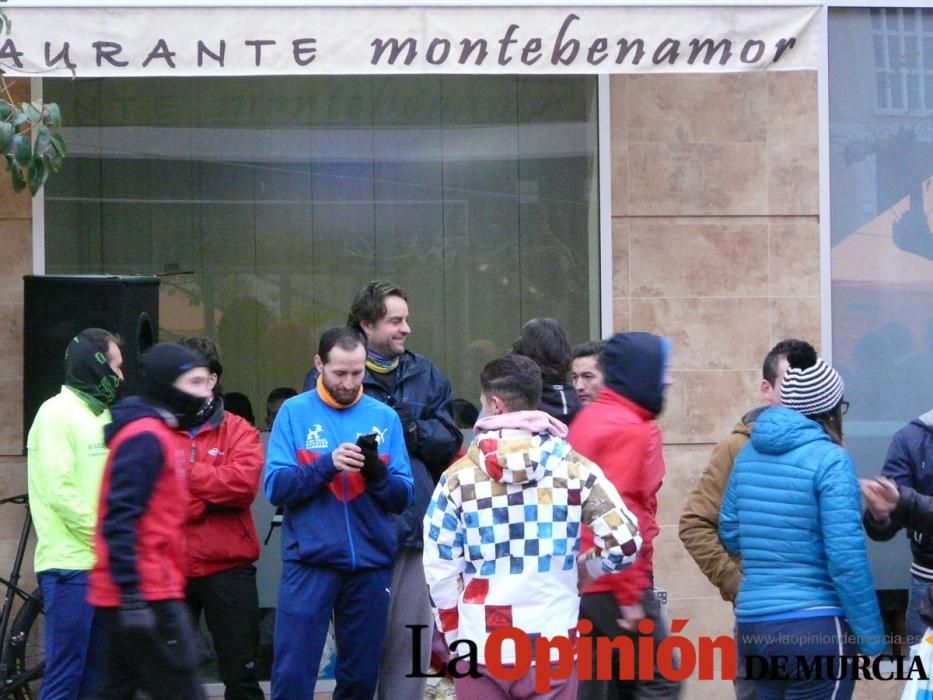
[
  {"left": 737, "top": 615, "right": 858, "bottom": 700},
  {"left": 38, "top": 569, "right": 101, "bottom": 700},
  {"left": 907, "top": 574, "right": 930, "bottom": 649}
]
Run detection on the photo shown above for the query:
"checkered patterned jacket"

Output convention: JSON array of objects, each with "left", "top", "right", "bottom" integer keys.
[{"left": 423, "top": 424, "right": 641, "bottom": 664}]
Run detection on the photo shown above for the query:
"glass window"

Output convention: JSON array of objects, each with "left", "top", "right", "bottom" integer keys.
[
  {"left": 44, "top": 76, "right": 601, "bottom": 410},
  {"left": 830, "top": 8, "right": 933, "bottom": 589}
]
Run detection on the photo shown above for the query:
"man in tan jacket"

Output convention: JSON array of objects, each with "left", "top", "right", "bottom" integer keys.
[{"left": 678, "top": 338, "right": 815, "bottom": 698}]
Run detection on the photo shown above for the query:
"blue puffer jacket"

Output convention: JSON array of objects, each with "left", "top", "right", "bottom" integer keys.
[{"left": 720, "top": 407, "right": 885, "bottom": 655}]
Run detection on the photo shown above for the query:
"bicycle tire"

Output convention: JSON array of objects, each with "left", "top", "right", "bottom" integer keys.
[{"left": 4, "top": 589, "right": 43, "bottom": 700}]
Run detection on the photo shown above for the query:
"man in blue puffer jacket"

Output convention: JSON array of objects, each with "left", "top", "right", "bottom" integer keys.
[
  {"left": 266, "top": 326, "right": 413, "bottom": 699},
  {"left": 720, "top": 358, "right": 884, "bottom": 700}
]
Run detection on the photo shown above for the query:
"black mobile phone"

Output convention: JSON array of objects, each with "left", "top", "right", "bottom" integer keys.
[{"left": 356, "top": 433, "right": 378, "bottom": 452}]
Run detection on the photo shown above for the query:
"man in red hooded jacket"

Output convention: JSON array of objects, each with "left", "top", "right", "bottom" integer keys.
[
  {"left": 177, "top": 337, "right": 265, "bottom": 700},
  {"left": 568, "top": 331, "right": 681, "bottom": 700}
]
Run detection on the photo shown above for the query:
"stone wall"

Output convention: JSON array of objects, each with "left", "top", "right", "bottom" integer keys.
[{"left": 609, "top": 71, "right": 822, "bottom": 699}]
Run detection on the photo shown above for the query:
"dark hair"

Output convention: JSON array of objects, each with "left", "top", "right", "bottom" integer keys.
[
  {"left": 318, "top": 326, "right": 367, "bottom": 364},
  {"left": 76, "top": 327, "right": 122, "bottom": 355},
  {"left": 511, "top": 318, "right": 572, "bottom": 383},
  {"left": 810, "top": 401, "right": 845, "bottom": 446},
  {"left": 572, "top": 340, "right": 607, "bottom": 364},
  {"left": 347, "top": 280, "right": 409, "bottom": 331},
  {"left": 480, "top": 355, "right": 543, "bottom": 412},
  {"left": 452, "top": 398, "right": 479, "bottom": 429},
  {"left": 224, "top": 392, "right": 255, "bottom": 426},
  {"left": 179, "top": 336, "right": 224, "bottom": 395},
  {"left": 267, "top": 386, "right": 298, "bottom": 405},
  {"left": 762, "top": 338, "right": 817, "bottom": 386}
]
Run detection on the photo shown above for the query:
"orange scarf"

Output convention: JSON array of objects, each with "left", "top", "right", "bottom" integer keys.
[{"left": 316, "top": 374, "right": 363, "bottom": 410}]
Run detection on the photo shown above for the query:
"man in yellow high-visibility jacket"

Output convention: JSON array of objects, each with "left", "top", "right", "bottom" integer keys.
[{"left": 27, "top": 328, "right": 123, "bottom": 700}]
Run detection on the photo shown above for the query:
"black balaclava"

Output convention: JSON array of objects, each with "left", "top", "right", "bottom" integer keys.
[
  {"left": 64, "top": 332, "right": 122, "bottom": 411},
  {"left": 139, "top": 344, "right": 209, "bottom": 428}
]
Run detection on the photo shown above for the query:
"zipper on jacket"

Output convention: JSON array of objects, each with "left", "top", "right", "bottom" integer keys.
[
  {"left": 190, "top": 441, "right": 197, "bottom": 463},
  {"left": 343, "top": 473, "right": 357, "bottom": 569}
]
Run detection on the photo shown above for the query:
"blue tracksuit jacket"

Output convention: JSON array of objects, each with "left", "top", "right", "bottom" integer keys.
[{"left": 264, "top": 389, "right": 413, "bottom": 571}]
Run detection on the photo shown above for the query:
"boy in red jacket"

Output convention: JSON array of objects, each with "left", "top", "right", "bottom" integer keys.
[
  {"left": 568, "top": 332, "right": 681, "bottom": 700},
  {"left": 89, "top": 343, "right": 212, "bottom": 700},
  {"left": 178, "top": 337, "right": 265, "bottom": 700}
]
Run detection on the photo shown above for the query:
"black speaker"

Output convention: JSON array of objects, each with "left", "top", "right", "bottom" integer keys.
[{"left": 23, "top": 275, "right": 159, "bottom": 446}]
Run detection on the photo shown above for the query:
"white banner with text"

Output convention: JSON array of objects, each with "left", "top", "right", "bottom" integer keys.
[{"left": 2, "top": 5, "right": 820, "bottom": 77}]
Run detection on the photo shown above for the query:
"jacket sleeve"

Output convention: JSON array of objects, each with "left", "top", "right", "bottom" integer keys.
[
  {"left": 679, "top": 433, "right": 745, "bottom": 602},
  {"left": 864, "top": 427, "right": 916, "bottom": 541},
  {"left": 816, "top": 448, "right": 885, "bottom": 656},
  {"left": 365, "top": 412, "right": 414, "bottom": 514},
  {"left": 102, "top": 432, "right": 163, "bottom": 593},
  {"left": 580, "top": 460, "right": 642, "bottom": 574},
  {"left": 718, "top": 468, "right": 740, "bottom": 555},
  {"left": 423, "top": 473, "right": 465, "bottom": 647},
  {"left": 188, "top": 416, "right": 264, "bottom": 510},
  {"left": 891, "top": 485, "right": 933, "bottom": 532},
  {"left": 263, "top": 403, "right": 338, "bottom": 507},
  {"left": 411, "top": 368, "right": 461, "bottom": 480},
  {"left": 27, "top": 404, "right": 98, "bottom": 543}
]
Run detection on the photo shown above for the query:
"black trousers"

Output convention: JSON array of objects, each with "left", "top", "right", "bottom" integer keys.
[
  {"left": 577, "top": 590, "right": 682, "bottom": 700},
  {"left": 186, "top": 563, "right": 264, "bottom": 700},
  {"left": 93, "top": 600, "right": 205, "bottom": 700}
]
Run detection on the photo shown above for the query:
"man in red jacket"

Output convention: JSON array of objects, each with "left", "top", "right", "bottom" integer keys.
[
  {"left": 568, "top": 332, "right": 681, "bottom": 700},
  {"left": 178, "top": 337, "right": 265, "bottom": 700},
  {"left": 89, "top": 343, "right": 212, "bottom": 700}
]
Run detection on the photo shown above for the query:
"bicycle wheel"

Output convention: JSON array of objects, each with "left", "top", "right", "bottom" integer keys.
[{"left": 4, "top": 589, "right": 43, "bottom": 700}]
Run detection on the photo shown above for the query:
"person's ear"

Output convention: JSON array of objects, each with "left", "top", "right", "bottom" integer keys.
[
  {"left": 492, "top": 395, "right": 506, "bottom": 415},
  {"left": 208, "top": 373, "right": 219, "bottom": 392},
  {"left": 313, "top": 354, "right": 324, "bottom": 373},
  {"left": 760, "top": 379, "right": 773, "bottom": 401}
]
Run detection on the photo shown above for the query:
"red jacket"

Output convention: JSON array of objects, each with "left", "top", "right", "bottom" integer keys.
[
  {"left": 179, "top": 404, "right": 263, "bottom": 578},
  {"left": 568, "top": 388, "right": 665, "bottom": 605},
  {"left": 90, "top": 401, "right": 190, "bottom": 606}
]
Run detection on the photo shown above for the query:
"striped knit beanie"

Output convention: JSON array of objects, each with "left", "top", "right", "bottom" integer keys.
[{"left": 780, "top": 358, "right": 845, "bottom": 417}]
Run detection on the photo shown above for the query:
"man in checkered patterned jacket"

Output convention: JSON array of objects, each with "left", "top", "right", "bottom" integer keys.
[{"left": 423, "top": 354, "right": 642, "bottom": 699}]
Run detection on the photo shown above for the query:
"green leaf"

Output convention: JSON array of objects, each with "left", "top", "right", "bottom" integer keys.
[
  {"left": 34, "top": 125, "right": 50, "bottom": 156},
  {"left": 12, "top": 133, "right": 30, "bottom": 165},
  {"left": 27, "top": 157, "right": 46, "bottom": 195},
  {"left": 22, "top": 103, "right": 39, "bottom": 123},
  {"left": 9, "top": 160, "right": 25, "bottom": 192},
  {"left": 0, "top": 121, "right": 12, "bottom": 152},
  {"left": 44, "top": 103, "right": 61, "bottom": 128},
  {"left": 0, "top": 100, "right": 11, "bottom": 120},
  {"left": 51, "top": 133, "right": 67, "bottom": 157},
  {"left": 47, "top": 146, "right": 64, "bottom": 173}
]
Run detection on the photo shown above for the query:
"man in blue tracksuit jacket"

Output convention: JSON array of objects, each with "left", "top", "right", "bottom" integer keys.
[{"left": 264, "top": 327, "right": 413, "bottom": 700}]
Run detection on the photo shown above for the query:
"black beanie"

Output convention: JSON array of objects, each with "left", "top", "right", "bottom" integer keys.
[{"left": 140, "top": 343, "right": 209, "bottom": 418}]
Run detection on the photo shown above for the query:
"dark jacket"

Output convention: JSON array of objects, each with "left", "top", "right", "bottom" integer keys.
[
  {"left": 539, "top": 381, "right": 579, "bottom": 425},
  {"left": 305, "top": 350, "right": 461, "bottom": 548},
  {"left": 89, "top": 397, "right": 189, "bottom": 606},
  {"left": 863, "top": 411, "right": 933, "bottom": 581},
  {"left": 888, "top": 484, "right": 933, "bottom": 627}
]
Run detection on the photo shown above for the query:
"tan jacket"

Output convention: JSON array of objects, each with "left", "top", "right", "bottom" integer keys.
[{"left": 678, "top": 408, "right": 763, "bottom": 602}]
